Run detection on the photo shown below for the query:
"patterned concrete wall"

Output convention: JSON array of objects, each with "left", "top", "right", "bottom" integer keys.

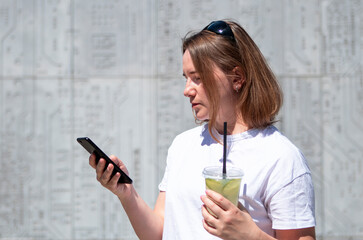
[{"left": 0, "top": 0, "right": 362, "bottom": 239}]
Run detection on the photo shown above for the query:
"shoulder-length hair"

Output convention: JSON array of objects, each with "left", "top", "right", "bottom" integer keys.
[{"left": 182, "top": 20, "right": 282, "bottom": 138}]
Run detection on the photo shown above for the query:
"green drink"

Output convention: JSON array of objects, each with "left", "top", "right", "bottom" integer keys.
[
  {"left": 205, "top": 178, "right": 242, "bottom": 205},
  {"left": 203, "top": 166, "right": 243, "bottom": 212}
]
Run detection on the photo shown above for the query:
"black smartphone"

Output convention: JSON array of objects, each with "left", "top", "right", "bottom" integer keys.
[{"left": 77, "top": 137, "right": 133, "bottom": 184}]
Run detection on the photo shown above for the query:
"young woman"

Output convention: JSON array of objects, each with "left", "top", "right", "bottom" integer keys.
[{"left": 89, "top": 20, "right": 316, "bottom": 240}]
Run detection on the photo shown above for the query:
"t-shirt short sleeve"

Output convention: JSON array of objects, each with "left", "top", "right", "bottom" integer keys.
[
  {"left": 158, "top": 165, "right": 168, "bottom": 192},
  {"left": 268, "top": 173, "right": 316, "bottom": 229},
  {"left": 158, "top": 136, "right": 178, "bottom": 192}
]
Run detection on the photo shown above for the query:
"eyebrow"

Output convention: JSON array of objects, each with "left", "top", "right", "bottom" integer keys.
[{"left": 182, "top": 71, "right": 198, "bottom": 77}]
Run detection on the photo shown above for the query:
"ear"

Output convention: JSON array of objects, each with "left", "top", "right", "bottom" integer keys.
[{"left": 232, "top": 67, "right": 245, "bottom": 91}]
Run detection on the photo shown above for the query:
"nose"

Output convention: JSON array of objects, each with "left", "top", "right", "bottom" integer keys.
[{"left": 183, "top": 78, "right": 196, "bottom": 98}]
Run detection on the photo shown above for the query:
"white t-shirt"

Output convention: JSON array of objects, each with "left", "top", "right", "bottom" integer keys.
[{"left": 159, "top": 124, "right": 315, "bottom": 239}]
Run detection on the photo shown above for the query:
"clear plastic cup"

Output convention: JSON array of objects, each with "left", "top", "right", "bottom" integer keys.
[{"left": 203, "top": 166, "right": 244, "bottom": 206}]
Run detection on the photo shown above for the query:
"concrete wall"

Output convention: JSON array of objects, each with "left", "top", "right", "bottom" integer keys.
[{"left": 0, "top": 0, "right": 362, "bottom": 239}]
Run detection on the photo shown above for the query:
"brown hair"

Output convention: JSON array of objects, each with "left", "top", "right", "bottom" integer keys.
[{"left": 182, "top": 20, "right": 282, "bottom": 138}]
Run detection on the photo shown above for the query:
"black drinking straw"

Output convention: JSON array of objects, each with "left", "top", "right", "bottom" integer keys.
[{"left": 223, "top": 122, "right": 227, "bottom": 177}]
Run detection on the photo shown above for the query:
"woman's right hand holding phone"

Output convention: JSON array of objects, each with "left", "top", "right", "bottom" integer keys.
[
  {"left": 89, "top": 153, "right": 132, "bottom": 200},
  {"left": 89, "top": 153, "right": 165, "bottom": 240}
]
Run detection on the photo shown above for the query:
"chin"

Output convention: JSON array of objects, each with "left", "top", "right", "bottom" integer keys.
[
  {"left": 195, "top": 114, "right": 209, "bottom": 122},
  {"left": 193, "top": 109, "right": 209, "bottom": 121}
]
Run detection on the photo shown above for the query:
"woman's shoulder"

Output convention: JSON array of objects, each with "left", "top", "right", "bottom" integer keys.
[
  {"left": 246, "top": 126, "right": 308, "bottom": 169},
  {"left": 258, "top": 126, "right": 300, "bottom": 151},
  {"left": 260, "top": 125, "right": 310, "bottom": 173}
]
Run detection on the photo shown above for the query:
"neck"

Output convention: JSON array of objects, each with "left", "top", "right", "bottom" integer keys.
[{"left": 214, "top": 118, "right": 249, "bottom": 135}]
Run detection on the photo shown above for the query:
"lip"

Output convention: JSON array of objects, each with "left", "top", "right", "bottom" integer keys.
[{"left": 191, "top": 103, "right": 200, "bottom": 109}]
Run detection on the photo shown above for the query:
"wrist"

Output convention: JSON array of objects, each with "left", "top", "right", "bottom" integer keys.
[{"left": 117, "top": 183, "right": 136, "bottom": 203}]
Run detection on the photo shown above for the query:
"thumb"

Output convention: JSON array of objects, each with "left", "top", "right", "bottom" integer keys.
[{"left": 238, "top": 201, "right": 249, "bottom": 213}]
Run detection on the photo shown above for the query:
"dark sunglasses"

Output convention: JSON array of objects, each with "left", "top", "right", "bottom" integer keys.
[{"left": 203, "top": 20, "right": 235, "bottom": 40}]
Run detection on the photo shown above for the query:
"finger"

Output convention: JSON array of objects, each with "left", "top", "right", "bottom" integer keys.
[
  {"left": 101, "top": 163, "right": 114, "bottom": 183},
  {"left": 201, "top": 203, "right": 218, "bottom": 221},
  {"left": 201, "top": 194, "right": 221, "bottom": 218},
  {"left": 202, "top": 217, "right": 216, "bottom": 229},
  {"left": 205, "top": 189, "right": 233, "bottom": 211},
  {"left": 108, "top": 172, "right": 121, "bottom": 186},
  {"left": 201, "top": 206, "right": 217, "bottom": 230},
  {"left": 89, "top": 153, "right": 97, "bottom": 168},
  {"left": 95, "top": 158, "right": 107, "bottom": 180},
  {"left": 202, "top": 218, "right": 218, "bottom": 236}
]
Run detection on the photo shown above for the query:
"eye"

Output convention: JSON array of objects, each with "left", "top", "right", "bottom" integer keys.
[
  {"left": 193, "top": 76, "right": 201, "bottom": 83},
  {"left": 182, "top": 73, "right": 187, "bottom": 82}
]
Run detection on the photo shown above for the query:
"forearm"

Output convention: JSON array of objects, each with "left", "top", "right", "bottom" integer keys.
[
  {"left": 256, "top": 229, "right": 277, "bottom": 240},
  {"left": 251, "top": 227, "right": 315, "bottom": 240},
  {"left": 118, "top": 186, "right": 163, "bottom": 240},
  {"left": 253, "top": 227, "right": 316, "bottom": 240}
]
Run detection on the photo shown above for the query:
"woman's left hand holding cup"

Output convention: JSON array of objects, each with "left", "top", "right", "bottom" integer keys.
[{"left": 200, "top": 189, "right": 262, "bottom": 240}]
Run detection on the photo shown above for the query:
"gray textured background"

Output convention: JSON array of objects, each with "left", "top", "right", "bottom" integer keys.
[{"left": 0, "top": 0, "right": 362, "bottom": 239}]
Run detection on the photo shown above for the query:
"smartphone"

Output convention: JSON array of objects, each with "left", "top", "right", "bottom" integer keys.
[{"left": 77, "top": 137, "right": 133, "bottom": 184}]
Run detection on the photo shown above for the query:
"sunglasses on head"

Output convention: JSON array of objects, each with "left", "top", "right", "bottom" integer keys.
[{"left": 203, "top": 20, "right": 235, "bottom": 40}]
